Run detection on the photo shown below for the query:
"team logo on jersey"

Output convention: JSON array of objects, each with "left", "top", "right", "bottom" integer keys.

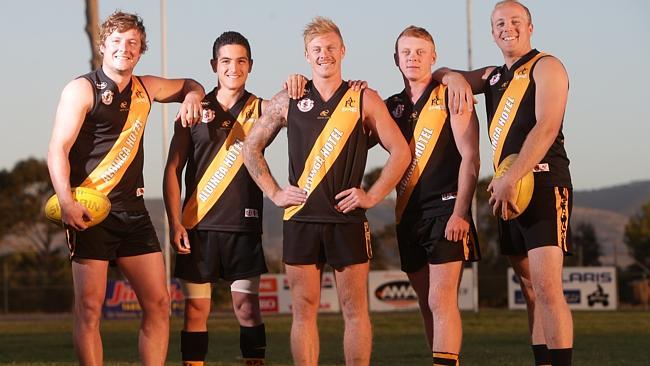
[
  {"left": 297, "top": 98, "right": 314, "bottom": 112},
  {"left": 428, "top": 95, "right": 444, "bottom": 111},
  {"left": 96, "top": 81, "right": 107, "bottom": 90},
  {"left": 489, "top": 72, "right": 501, "bottom": 86},
  {"left": 342, "top": 97, "right": 358, "bottom": 112},
  {"left": 201, "top": 108, "right": 216, "bottom": 123},
  {"left": 392, "top": 104, "right": 404, "bottom": 118},
  {"left": 514, "top": 67, "right": 529, "bottom": 80},
  {"left": 101, "top": 90, "right": 114, "bottom": 105},
  {"left": 134, "top": 90, "right": 147, "bottom": 103}
]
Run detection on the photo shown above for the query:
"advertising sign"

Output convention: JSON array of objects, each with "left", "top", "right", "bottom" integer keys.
[
  {"left": 102, "top": 279, "right": 185, "bottom": 318},
  {"left": 507, "top": 266, "right": 617, "bottom": 310}
]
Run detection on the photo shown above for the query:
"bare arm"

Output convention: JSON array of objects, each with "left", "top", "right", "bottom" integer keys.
[
  {"left": 432, "top": 66, "right": 496, "bottom": 113},
  {"left": 140, "top": 76, "right": 205, "bottom": 127},
  {"left": 47, "top": 78, "right": 94, "bottom": 230},
  {"left": 163, "top": 122, "right": 191, "bottom": 253},
  {"left": 445, "top": 109, "right": 480, "bottom": 242},
  {"left": 244, "top": 90, "right": 306, "bottom": 207},
  {"left": 335, "top": 90, "right": 410, "bottom": 213},
  {"left": 488, "top": 56, "right": 569, "bottom": 219}
]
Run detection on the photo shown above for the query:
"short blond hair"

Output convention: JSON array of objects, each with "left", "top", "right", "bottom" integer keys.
[
  {"left": 394, "top": 25, "right": 435, "bottom": 53},
  {"left": 303, "top": 16, "right": 344, "bottom": 49},
  {"left": 492, "top": 0, "right": 532, "bottom": 25}
]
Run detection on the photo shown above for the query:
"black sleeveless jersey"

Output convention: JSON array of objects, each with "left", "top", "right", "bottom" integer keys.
[
  {"left": 69, "top": 68, "right": 151, "bottom": 211},
  {"left": 386, "top": 80, "right": 459, "bottom": 219},
  {"left": 287, "top": 81, "right": 369, "bottom": 223},
  {"left": 485, "top": 49, "right": 572, "bottom": 188},
  {"left": 182, "top": 89, "right": 263, "bottom": 232}
]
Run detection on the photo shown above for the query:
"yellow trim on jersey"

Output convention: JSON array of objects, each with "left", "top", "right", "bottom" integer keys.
[
  {"left": 80, "top": 77, "right": 151, "bottom": 195},
  {"left": 395, "top": 85, "right": 448, "bottom": 224},
  {"left": 283, "top": 89, "right": 361, "bottom": 220},
  {"left": 488, "top": 52, "right": 546, "bottom": 170},
  {"left": 181, "top": 96, "right": 260, "bottom": 229},
  {"left": 555, "top": 187, "right": 569, "bottom": 252}
]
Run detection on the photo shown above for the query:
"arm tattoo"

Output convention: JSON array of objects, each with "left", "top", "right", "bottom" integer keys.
[{"left": 244, "top": 91, "right": 289, "bottom": 185}]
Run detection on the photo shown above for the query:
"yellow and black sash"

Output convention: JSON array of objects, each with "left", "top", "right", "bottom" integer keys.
[
  {"left": 395, "top": 85, "right": 448, "bottom": 223},
  {"left": 283, "top": 89, "right": 361, "bottom": 220},
  {"left": 181, "top": 96, "right": 260, "bottom": 229},
  {"left": 488, "top": 52, "right": 546, "bottom": 170},
  {"left": 80, "top": 77, "right": 151, "bottom": 195}
]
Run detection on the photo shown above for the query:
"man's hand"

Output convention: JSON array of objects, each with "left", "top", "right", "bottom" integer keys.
[
  {"left": 176, "top": 93, "right": 204, "bottom": 127},
  {"left": 170, "top": 222, "right": 190, "bottom": 254},
  {"left": 270, "top": 185, "right": 307, "bottom": 208},
  {"left": 445, "top": 213, "right": 470, "bottom": 242},
  {"left": 443, "top": 71, "right": 477, "bottom": 114},
  {"left": 347, "top": 80, "right": 368, "bottom": 91},
  {"left": 60, "top": 200, "right": 92, "bottom": 231},
  {"left": 488, "top": 176, "right": 521, "bottom": 220},
  {"left": 284, "top": 74, "right": 309, "bottom": 100},
  {"left": 334, "top": 188, "right": 377, "bottom": 213}
]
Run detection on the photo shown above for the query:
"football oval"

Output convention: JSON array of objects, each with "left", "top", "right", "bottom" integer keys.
[
  {"left": 493, "top": 154, "right": 534, "bottom": 220},
  {"left": 44, "top": 187, "right": 111, "bottom": 227}
]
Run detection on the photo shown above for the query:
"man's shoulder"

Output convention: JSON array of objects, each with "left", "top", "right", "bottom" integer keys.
[{"left": 532, "top": 55, "right": 568, "bottom": 80}]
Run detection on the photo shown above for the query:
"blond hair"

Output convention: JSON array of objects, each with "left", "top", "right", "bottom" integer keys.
[
  {"left": 492, "top": 0, "right": 532, "bottom": 25},
  {"left": 394, "top": 25, "right": 435, "bottom": 53},
  {"left": 303, "top": 16, "right": 344, "bottom": 49}
]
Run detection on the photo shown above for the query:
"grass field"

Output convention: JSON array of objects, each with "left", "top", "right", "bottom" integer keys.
[{"left": 1, "top": 309, "right": 649, "bottom": 365}]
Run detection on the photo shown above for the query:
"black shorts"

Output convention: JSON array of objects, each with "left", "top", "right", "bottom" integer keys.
[
  {"left": 283, "top": 221, "right": 372, "bottom": 269},
  {"left": 499, "top": 186, "right": 573, "bottom": 256},
  {"left": 396, "top": 213, "right": 480, "bottom": 273},
  {"left": 174, "top": 230, "right": 268, "bottom": 283},
  {"left": 66, "top": 211, "right": 161, "bottom": 261}
]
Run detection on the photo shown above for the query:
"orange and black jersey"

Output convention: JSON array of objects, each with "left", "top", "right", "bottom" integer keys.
[
  {"left": 386, "top": 80, "right": 459, "bottom": 219},
  {"left": 286, "top": 81, "right": 369, "bottom": 223},
  {"left": 484, "top": 49, "right": 572, "bottom": 188},
  {"left": 181, "top": 89, "right": 263, "bottom": 232},
  {"left": 70, "top": 68, "right": 151, "bottom": 211}
]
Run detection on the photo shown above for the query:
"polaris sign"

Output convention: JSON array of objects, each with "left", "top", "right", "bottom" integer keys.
[{"left": 507, "top": 267, "right": 617, "bottom": 310}]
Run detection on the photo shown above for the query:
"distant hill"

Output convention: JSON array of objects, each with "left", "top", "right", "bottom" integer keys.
[
  {"left": 145, "top": 181, "right": 648, "bottom": 269},
  {"left": 574, "top": 180, "right": 650, "bottom": 216}
]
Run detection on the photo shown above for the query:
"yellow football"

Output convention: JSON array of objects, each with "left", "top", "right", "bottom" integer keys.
[
  {"left": 44, "top": 187, "right": 111, "bottom": 227},
  {"left": 493, "top": 154, "right": 534, "bottom": 220}
]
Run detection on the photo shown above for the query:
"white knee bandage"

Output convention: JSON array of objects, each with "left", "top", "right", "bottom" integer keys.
[{"left": 229, "top": 276, "right": 261, "bottom": 295}]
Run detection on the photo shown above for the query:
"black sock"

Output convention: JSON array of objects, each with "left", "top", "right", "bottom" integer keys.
[
  {"left": 532, "top": 344, "right": 551, "bottom": 365},
  {"left": 549, "top": 348, "right": 572, "bottom": 366},
  {"left": 240, "top": 324, "right": 266, "bottom": 359},
  {"left": 180, "top": 330, "right": 209, "bottom": 362},
  {"left": 433, "top": 351, "right": 459, "bottom": 365}
]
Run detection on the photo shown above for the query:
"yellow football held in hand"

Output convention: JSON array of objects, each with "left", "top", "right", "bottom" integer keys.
[
  {"left": 44, "top": 187, "right": 111, "bottom": 227},
  {"left": 493, "top": 154, "right": 534, "bottom": 220}
]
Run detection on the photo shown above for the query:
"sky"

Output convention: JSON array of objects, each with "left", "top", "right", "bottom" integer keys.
[{"left": 1, "top": 0, "right": 649, "bottom": 198}]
